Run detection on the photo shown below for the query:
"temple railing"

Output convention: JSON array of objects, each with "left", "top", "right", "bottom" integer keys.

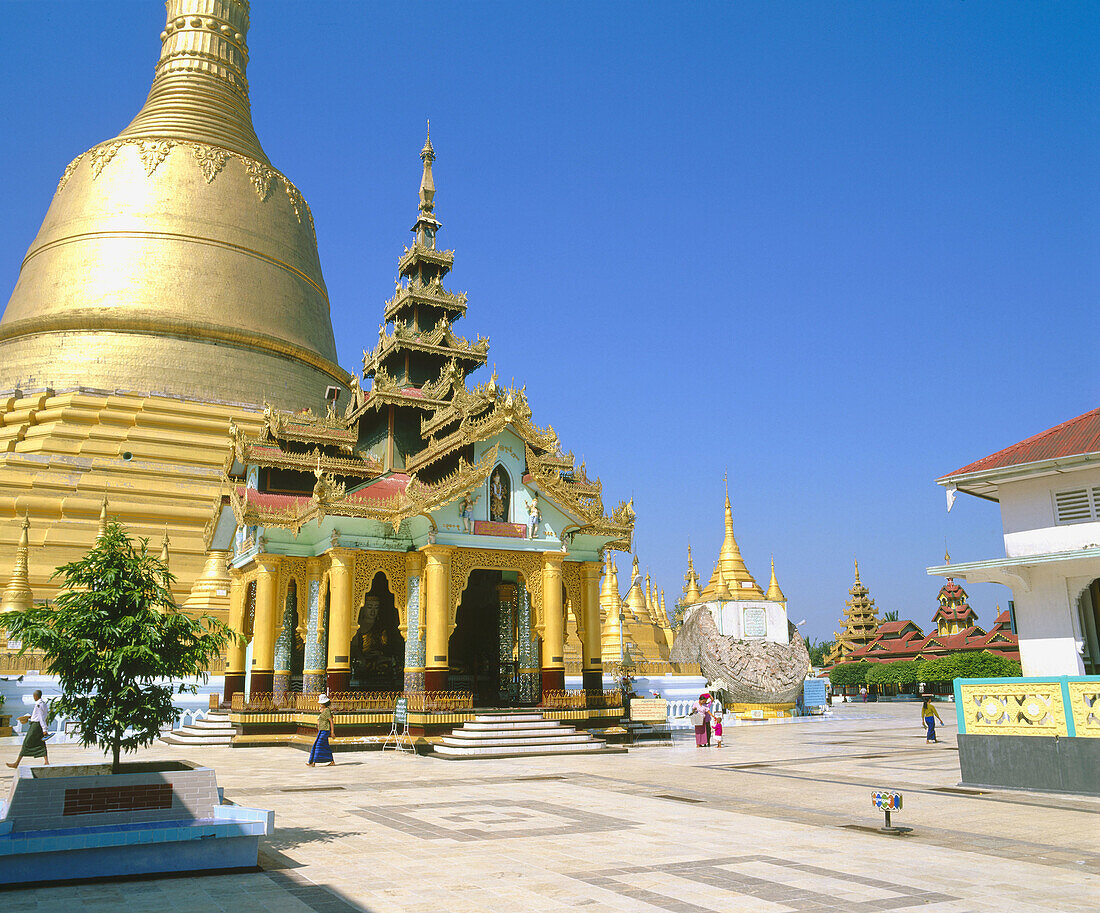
[
  {"left": 406, "top": 691, "right": 474, "bottom": 713},
  {"left": 230, "top": 692, "right": 403, "bottom": 713},
  {"left": 954, "top": 676, "right": 1100, "bottom": 738},
  {"left": 541, "top": 689, "right": 622, "bottom": 710}
]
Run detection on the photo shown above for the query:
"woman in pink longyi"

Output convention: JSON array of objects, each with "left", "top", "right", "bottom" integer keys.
[{"left": 690, "top": 692, "right": 714, "bottom": 747}]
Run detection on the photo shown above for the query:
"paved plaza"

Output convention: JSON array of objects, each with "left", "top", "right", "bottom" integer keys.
[{"left": 1, "top": 703, "right": 1097, "bottom": 912}]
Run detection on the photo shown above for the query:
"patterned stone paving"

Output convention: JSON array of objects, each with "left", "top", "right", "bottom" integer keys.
[{"left": 0, "top": 702, "right": 1097, "bottom": 912}]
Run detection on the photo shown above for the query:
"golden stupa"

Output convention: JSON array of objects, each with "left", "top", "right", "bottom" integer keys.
[
  {"left": 0, "top": 0, "right": 345, "bottom": 405},
  {"left": 0, "top": 1, "right": 348, "bottom": 622}
]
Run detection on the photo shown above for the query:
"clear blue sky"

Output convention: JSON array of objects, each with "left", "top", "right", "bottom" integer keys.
[{"left": 2, "top": 3, "right": 1096, "bottom": 641}]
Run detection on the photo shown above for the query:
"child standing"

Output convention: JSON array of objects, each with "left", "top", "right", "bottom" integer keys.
[{"left": 712, "top": 710, "right": 724, "bottom": 748}]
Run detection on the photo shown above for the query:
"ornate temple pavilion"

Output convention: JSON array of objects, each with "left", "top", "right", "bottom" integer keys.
[
  {"left": 824, "top": 560, "right": 879, "bottom": 665},
  {"left": 206, "top": 133, "right": 635, "bottom": 710}
]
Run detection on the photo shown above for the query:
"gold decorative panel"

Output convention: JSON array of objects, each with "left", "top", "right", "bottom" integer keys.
[{"left": 958, "top": 682, "right": 1068, "bottom": 737}]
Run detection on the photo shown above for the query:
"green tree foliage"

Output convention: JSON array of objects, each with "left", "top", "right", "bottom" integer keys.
[
  {"left": 881, "top": 610, "right": 900, "bottom": 622},
  {"left": 5, "top": 522, "right": 238, "bottom": 773},
  {"left": 865, "top": 660, "right": 918, "bottom": 687},
  {"left": 827, "top": 660, "right": 871, "bottom": 686},
  {"left": 915, "top": 651, "right": 1021, "bottom": 684},
  {"left": 806, "top": 638, "right": 835, "bottom": 666}
]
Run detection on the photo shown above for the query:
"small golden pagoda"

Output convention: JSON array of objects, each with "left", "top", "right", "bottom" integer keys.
[
  {"left": 698, "top": 483, "right": 766, "bottom": 602},
  {"left": 0, "top": 516, "right": 33, "bottom": 614},
  {"left": 824, "top": 559, "right": 880, "bottom": 666}
]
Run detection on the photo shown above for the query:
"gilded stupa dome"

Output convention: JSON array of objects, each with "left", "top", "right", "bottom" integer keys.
[{"left": 0, "top": 0, "right": 347, "bottom": 409}]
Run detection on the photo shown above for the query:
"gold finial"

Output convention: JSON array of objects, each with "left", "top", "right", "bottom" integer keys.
[
  {"left": 96, "top": 491, "right": 110, "bottom": 543},
  {"left": 854, "top": 557, "right": 861, "bottom": 582},
  {"left": 765, "top": 554, "right": 786, "bottom": 603},
  {"left": 1, "top": 513, "right": 34, "bottom": 613},
  {"left": 418, "top": 121, "right": 437, "bottom": 217},
  {"left": 944, "top": 546, "right": 951, "bottom": 565}
]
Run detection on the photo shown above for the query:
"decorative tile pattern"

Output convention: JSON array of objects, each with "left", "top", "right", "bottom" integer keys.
[
  {"left": 350, "top": 798, "right": 634, "bottom": 841},
  {"left": 566, "top": 855, "right": 956, "bottom": 913}
]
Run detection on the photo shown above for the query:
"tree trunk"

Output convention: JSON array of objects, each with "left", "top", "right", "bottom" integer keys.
[{"left": 112, "top": 739, "right": 121, "bottom": 774}]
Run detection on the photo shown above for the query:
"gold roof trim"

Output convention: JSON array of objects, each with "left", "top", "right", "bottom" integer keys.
[
  {"left": 398, "top": 243, "right": 455, "bottom": 275},
  {"left": 383, "top": 281, "right": 468, "bottom": 323},
  {"left": 229, "top": 444, "right": 500, "bottom": 535}
]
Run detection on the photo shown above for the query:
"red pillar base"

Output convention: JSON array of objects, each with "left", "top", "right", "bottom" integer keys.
[
  {"left": 582, "top": 669, "right": 603, "bottom": 695},
  {"left": 424, "top": 668, "right": 449, "bottom": 692},
  {"left": 541, "top": 668, "right": 565, "bottom": 696},
  {"left": 223, "top": 672, "right": 245, "bottom": 704},
  {"left": 326, "top": 670, "right": 350, "bottom": 694},
  {"left": 249, "top": 670, "right": 273, "bottom": 696}
]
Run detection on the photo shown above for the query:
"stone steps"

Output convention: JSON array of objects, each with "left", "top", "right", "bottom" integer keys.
[
  {"left": 434, "top": 712, "right": 623, "bottom": 760},
  {"left": 160, "top": 713, "right": 234, "bottom": 746}
]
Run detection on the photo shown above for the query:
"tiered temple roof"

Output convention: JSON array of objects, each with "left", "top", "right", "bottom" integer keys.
[
  {"left": 824, "top": 559, "right": 879, "bottom": 666},
  {"left": 209, "top": 133, "right": 634, "bottom": 553},
  {"left": 846, "top": 575, "right": 1020, "bottom": 664}
]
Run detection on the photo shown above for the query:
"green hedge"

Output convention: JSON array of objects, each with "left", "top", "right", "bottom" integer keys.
[{"left": 829, "top": 651, "right": 1021, "bottom": 687}]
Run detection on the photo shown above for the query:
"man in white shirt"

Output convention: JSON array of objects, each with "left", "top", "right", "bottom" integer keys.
[{"left": 6, "top": 689, "right": 49, "bottom": 768}]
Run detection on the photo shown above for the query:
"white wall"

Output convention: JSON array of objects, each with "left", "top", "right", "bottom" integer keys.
[
  {"left": 705, "top": 600, "right": 790, "bottom": 644},
  {"left": 999, "top": 466, "right": 1100, "bottom": 558},
  {"left": 1012, "top": 567, "right": 1087, "bottom": 676}
]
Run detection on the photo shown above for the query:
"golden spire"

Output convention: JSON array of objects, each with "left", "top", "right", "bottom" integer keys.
[
  {"left": 701, "top": 481, "right": 762, "bottom": 600},
  {"left": 95, "top": 492, "right": 110, "bottom": 543},
  {"left": 119, "top": 0, "right": 267, "bottom": 162},
  {"left": 159, "top": 527, "right": 171, "bottom": 569},
  {"left": 627, "top": 555, "right": 647, "bottom": 620},
  {"left": 419, "top": 120, "right": 436, "bottom": 215},
  {"left": 765, "top": 555, "right": 786, "bottom": 603},
  {"left": 854, "top": 557, "right": 861, "bottom": 583},
  {"left": 683, "top": 544, "right": 702, "bottom": 604},
  {"left": 1, "top": 515, "right": 33, "bottom": 613}
]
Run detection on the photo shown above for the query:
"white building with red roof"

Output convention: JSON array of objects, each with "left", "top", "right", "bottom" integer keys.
[{"left": 927, "top": 408, "right": 1100, "bottom": 676}]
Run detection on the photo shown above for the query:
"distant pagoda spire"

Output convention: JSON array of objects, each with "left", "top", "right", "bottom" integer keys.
[
  {"left": 682, "top": 543, "right": 701, "bottom": 605},
  {"left": 1, "top": 515, "right": 34, "bottom": 614},
  {"left": 824, "top": 558, "right": 880, "bottom": 665}
]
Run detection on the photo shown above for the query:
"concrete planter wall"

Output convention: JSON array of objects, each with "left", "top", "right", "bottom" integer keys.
[{"left": 0, "top": 760, "right": 273, "bottom": 883}]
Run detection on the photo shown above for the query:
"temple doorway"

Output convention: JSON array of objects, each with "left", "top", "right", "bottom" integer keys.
[
  {"left": 351, "top": 573, "right": 404, "bottom": 691},
  {"left": 451, "top": 570, "right": 538, "bottom": 706}
]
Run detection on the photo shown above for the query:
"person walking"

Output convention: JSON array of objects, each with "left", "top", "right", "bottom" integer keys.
[
  {"left": 921, "top": 696, "right": 943, "bottom": 743},
  {"left": 690, "top": 692, "right": 713, "bottom": 747},
  {"left": 6, "top": 690, "right": 50, "bottom": 768},
  {"left": 307, "top": 694, "right": 336, "bottom": 767}
]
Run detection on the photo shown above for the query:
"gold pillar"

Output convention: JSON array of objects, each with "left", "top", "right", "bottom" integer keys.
[
  {"left": 579, "top": 561, "right": 603, "bottom": 693},
  {"left": 541, "top": 554, "right": 565, "bottom": 693},
  {"left": 422, "top": 545, "right": 453, "bottom": 692},
  {"left": 250, "top": 557, "right": 280, "bottom": 695},
  {"left": 326, "top": 550, "right": 354, "bottom": 693},
  {"left": 222, "top": 571, "right": 246, "bottom": 703}
]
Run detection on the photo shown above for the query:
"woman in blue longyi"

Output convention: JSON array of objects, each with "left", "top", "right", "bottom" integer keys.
[
  {"left": 308, "top": 693, "right": 336, "bottom": 766},
  {"left": 921, "top": 696, "right": 943, "bottom": 743}
]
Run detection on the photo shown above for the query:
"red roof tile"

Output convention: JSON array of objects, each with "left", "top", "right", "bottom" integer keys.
[{"left": 940, "top": 407, "right": 1100, "bottom": 480}]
